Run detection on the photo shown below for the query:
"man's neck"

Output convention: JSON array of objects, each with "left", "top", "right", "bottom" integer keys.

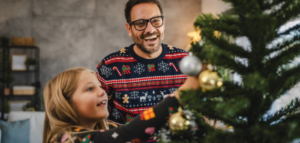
[{"left": 133, "top": 45, "right": 163, "bottom": 59}]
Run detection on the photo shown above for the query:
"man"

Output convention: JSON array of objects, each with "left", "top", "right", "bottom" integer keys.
[{"left": 97, "top": 0, "right": 188, "bottom": 141}]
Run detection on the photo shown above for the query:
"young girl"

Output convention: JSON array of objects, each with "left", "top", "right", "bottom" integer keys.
[{"left": 43, "top": 67, "right": 199, "bottom": 143}]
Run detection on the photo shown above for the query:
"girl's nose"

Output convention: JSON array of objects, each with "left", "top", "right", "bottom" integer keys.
[{"left": 97, "top": 87, "right": 105, "bottom": 97}]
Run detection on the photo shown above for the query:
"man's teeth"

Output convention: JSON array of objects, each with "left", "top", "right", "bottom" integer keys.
[{"left": 144, "top": 35, "right": 157, "bottom": 40}]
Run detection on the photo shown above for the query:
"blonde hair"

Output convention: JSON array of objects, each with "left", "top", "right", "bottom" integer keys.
[{"left": 43, "top": 67, "right": 109, "bottom": 143}]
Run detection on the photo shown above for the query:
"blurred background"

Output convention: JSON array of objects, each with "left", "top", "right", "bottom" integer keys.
[{"left": 0, "top": 0, "right": 232, "bottom": 86}]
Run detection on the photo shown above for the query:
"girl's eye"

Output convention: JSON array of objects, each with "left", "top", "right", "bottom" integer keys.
[{"left": 87, "top": 87, "right": 93, "bottom": 91}]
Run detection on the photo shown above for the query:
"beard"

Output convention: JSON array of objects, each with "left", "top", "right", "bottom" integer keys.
[{"left": 131, "top": 30, "right": 163, "bottom": 54}]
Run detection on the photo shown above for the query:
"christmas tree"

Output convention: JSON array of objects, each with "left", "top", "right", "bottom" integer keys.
[{"left": 163, "top": 0, "right": 300, "bottom": 142}]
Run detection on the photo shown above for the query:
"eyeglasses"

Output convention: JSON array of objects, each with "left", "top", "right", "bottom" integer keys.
[{"left": 129, "top": 16, "right": 164, "bottom": 31}]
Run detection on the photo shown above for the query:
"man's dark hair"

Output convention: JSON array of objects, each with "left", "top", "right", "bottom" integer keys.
[{"left": 125, "top": 0, "right": 163, "bottom": 23}]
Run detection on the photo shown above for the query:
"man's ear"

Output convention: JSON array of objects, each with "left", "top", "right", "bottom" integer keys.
[
  {"left": 126, "top": 23, "right": 132, "bottom": 37},
  {"left": 163, "top": 18, "right": 165, "bottom": 25}
]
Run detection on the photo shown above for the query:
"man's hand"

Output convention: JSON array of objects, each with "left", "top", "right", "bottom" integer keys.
[{"left": 174, "top": 64, "right": 208, "bottom": 99}]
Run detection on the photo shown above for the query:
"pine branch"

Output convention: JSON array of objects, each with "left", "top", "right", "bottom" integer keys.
[
  {"left": 261, "top": 0, "right": 286, "bottom": 11},
  {"left": 278, "top": 23, "right": 300, "bottom": 36},
  {"left": 190, "top": 42, "right": 249, "bottom": 75},
  {"left": 203, "top": 130, "right": 241, "bottom": 143},
  {"left": 203, "top": 33, "right": 250, "bottom": 59},
  {"left": 211, "top": 53, "right": 249, "bottom": 75},
  {"left": 266, "top": 43, "right": 300, "bottom": 72},
  {"left": 271, "top": 0, "right": 300, "bottom": 27},
  {"left": 269, "top": 66, "right": 300, "bottom": 96},
  {"left": 194, "top": 14, "right": 243, "bottom": 38},
  {"left": 266, "top": 34, "right": 300, "bottom": 55},
  {"left": 180, "top": 89, "right": 249, "bottom": 128},
  {"left": 265, "top": 98, "right": 300, "bottom": 125},
  {"left": 266, "top": 114, "right": 300, "bottom": 142}
]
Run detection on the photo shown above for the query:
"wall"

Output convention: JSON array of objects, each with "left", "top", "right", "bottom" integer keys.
[
  {"left": 202, "top": 0, "right": 231, "bottom": 15},
  {"left": 0, "top": 0, "right": 202, "bottom": 87}
]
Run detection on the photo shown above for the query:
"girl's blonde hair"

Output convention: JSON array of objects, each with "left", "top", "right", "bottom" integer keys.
[{"left": 43, "top": 67, "right": 109, "bottom": 143}]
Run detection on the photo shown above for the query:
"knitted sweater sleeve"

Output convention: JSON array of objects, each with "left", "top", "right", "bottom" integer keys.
[{"left": 58, "top": 96, "right": 179, "bottom": 143}]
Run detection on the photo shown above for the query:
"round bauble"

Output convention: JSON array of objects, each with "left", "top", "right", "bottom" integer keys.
[
  {"left": 169, "top": 107, "right": 191, "bottom": 135},
  {"left": 198, "top": 70, "right": 223, "bottom": 90},
  {"left": 180, "top": 53, "right": 202, "bottom": 76}
]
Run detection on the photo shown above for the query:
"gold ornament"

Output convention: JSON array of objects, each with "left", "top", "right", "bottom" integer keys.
[
  {"left": 168, "top": 107, "right": 191, "bottom": 135},
  {"left": 198, "top": 70, "right": 223, "bottom": 90}
]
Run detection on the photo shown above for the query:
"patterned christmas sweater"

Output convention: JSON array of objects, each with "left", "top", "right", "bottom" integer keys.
[
  {"left": 96, "top": 43, "right": 188, "bottom": 141},
  {"left": 57, "top": 96, "right": 180, "bottom": 143}
]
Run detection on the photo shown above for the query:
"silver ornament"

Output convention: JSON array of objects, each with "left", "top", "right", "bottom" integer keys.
[{"left": 180, "top": 52, "right": 202, "bottom": 76}]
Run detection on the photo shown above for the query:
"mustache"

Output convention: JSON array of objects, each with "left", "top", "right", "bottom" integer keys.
[{"left": 141, "top": 31, "right": 160, "bottom": 39}]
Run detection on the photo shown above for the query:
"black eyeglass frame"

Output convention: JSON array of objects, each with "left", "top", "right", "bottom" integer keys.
[{"left": 129, "top": 16, "right": 164, "bottom": 31}]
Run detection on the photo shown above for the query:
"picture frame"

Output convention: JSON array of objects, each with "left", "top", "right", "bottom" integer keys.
[{"left": 11, "top": 54, "right": 27, "bottom": 71}]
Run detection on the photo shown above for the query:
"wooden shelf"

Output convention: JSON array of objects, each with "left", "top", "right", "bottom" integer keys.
[
  {"left": 0, "top": 70, "right": 39, "bottom": 73},
  {"left": 4, "top": 95, "right": 36, "bottom": 100},
  {"left": 1, "top": 45, "right": 40, "bottom": 119},
  {"left": 3, "top": 46, "right": 39, "bottom": 49}
]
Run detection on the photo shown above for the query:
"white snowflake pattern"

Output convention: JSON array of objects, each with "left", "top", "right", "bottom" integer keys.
[
  {"left": 158, "top": 61, "right": 170, "bottom": 73},
  {"left": 100, "top": 65, "right": 112, "bottom": 78},
  {"left": 147, "top": 94, "right": 153, "bottom": 101},
  {"left": 153, "top": 96, "right": 156, "bottom": 101},
  {"left": 133, "top": 63, "right": 145, "bottom": 75},
  {"left": 112, "top": 132, "right": 118, "bottom": 139},
  {"left": 115, "top": 92, "right": 122, "bottom": 99},
  {"left": 112, "top": 108, "right": 120, "bottom": 119},
  {"left": 156, "top": 94, "right": 162, "bottom": 100},
  {"left": 130, "top": 91, "right": 139, "bottom": 99},
  {"left": 169, "top": 88, "right": 177, "bottom": 93}
]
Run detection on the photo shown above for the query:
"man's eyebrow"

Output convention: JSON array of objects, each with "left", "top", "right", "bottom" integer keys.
[{"left": 133, "top": 15, "right": 162, "bottom": 21}]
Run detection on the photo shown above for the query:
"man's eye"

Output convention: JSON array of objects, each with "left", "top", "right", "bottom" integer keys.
[
  {"left": 87, "top": 87, "right": 93, "bottom": 91},
  {"left": 135, "top": 20, "right": 145, "bottom": 25}
]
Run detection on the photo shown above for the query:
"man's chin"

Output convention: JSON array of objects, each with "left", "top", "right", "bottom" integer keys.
[
  {"left": 144, "top": 43, "right": 160, "bottom": 53},
  {"left": 145, "top": 47, "right": 159, "bottom": 54}
]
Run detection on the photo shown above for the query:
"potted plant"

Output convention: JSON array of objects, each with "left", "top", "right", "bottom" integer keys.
[
  {"left": 1, "top": 37, "right": 11, "bottom": 71},
  {"left": 0, "top": 37, "right": 10, "bottom": 46},
  {"left": 3, "top": 100, "right": 10, "bottom": 119},
  {"left": 22, "top": 102, "right": 35, "bottom": 111},
  {"left": 3, "top": 74, "right": 15, "bottom": 95},
  {"left": 24, "top": 58, "right": 36, "bottom": 71}
]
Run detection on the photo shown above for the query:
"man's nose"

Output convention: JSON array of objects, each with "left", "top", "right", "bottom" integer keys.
[{"left": 144, "top": 21, "right": 156, "bottom": 33}]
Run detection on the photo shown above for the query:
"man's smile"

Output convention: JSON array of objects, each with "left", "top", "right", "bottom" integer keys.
[{"left": 143, "top": 35, "right": 158, "bottom": 45}]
